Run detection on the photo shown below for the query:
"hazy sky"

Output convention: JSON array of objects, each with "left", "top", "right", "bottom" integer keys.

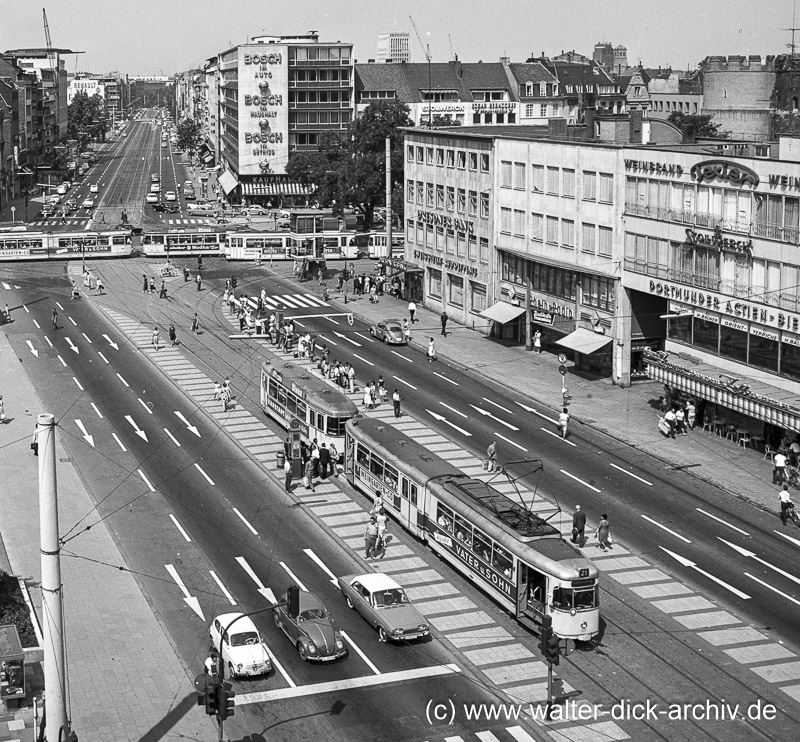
[{"left": 3, "top": 1, "right": 791, "bottom": 76}]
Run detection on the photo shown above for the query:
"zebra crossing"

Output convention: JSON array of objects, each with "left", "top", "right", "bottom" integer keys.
[
  {"left": 161, "top": 217, "right": 213, "bottom": 225},
  {"left": 29, "top": 217, "right": 90, "bottom": 227},
  {"left": 238, "top": 291, "right": 331, "bottom": 311}
]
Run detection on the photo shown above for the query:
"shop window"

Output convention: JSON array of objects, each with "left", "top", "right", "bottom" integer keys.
[
  {"left": 781, "top": 341, "right": 800, "bottom": 381},
  {"left": 750, "top": 332, "right": 779, "bottom": 372},
  {"left": 448, "top": 275, "right": 464, "bottom": 307},
  {"left": 470, "top": 282, "right": 487, "bottom": 312},
  {"left": 693, "top": 317, "right": 719, "bottom": 353},
  {"left": 667, "top": 315, "right": 692, "bottom": 345},
  {"left": 720, "top": 325, "right": 748, "bottom": 363},
  {"left": 429, "top": 268, "right": 443, "bottom": 298}
]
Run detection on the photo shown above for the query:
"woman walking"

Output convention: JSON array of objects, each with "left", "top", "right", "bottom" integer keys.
[
  {"left": 427, "top": 338, "right": 436, "bottom": 363},
  {"left": 168, "top": 323, "right": 177, "bottom": 346},
  {"left": 596, "top": 514, "right": 612, "bottom": 552},
  {"left": 191, "top": 313, "right": 199, "bottom": 336}
]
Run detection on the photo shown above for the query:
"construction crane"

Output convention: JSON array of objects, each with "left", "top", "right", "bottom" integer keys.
[
  {"left": 42, "top": 8, "right": 59, "bottom": 142},
  {"left": 409, "top": 16, "right": 432, "bottom": 128}
]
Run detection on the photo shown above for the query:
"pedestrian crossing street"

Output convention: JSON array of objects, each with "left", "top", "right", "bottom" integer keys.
[
  {"left": 237, "top": 291, "right": 331, "bottom": 311},
  {"left": 161, "top": 217, "right": 213, "bottom": 225}
]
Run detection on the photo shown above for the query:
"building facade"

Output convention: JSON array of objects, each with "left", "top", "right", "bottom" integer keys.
[{"left": 377, "top": 33, "right": 410, "bottom": 64}]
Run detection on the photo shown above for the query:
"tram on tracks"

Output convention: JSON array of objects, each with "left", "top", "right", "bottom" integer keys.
[
  {"left": 140, "top": 230, "right": 226, "bottom": 257},
  {"left": 260, "top": 357, "right": 359, "bottom": 450},
  {"left": 344, "top": 416, "right": 600, "bottom": 640},
  {"left": 225, "top": 230, "right": 362, "bottom": 262},
  {"left": 0, "top": 229, "right": 132, "bottom": 261}
]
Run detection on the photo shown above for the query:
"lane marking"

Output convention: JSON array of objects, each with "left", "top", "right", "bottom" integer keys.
[
  {"left": 495, "top": 432, "right": 527, "bottom": 452},
  {"left": 280, "top": 561, "right": 309, "bottom": 591},
  {"left": 209, "top": 571, "right": 237, "bottom": 605},
  {"left": 719, "top": 538, "right": 800, "bottom": 586},
  {"left": 772, "top": 529, "right": 800, "bottom": 547},
  {"left": 319, "top": 335, "right": 337, "bottom": 346},
  {"left": 266, "top": 647, "right": 297, "bottom": 688},
  {"left": 696, "top": 508, "right": 750, "bottom": 536},
  {"left": 610, "top": 463, "right": 653, "bottom": 486},
  {"left": 194, "top": 462, "right": 216, "bottom": 486},
  {"left": 470, "top": 404, "right": 519, "bottom": 431},
  {"left": 303, "top": 548, "right": 339, "bottom": 587},
  {"left": 33, "top": 319, "right": 40, "bottom": 329},
  {"left": 333, "top": 331, "right": 361, "bottom": 347},
  {"left": 81, "top": 332, "right": 93, "bottom": 344},
  {"left": 540, "top": 427, "right": 577, "bottom": 447},
  {"left": 237, "top": 663, "right": 461, "bottom": 704},
  {"left": 744, "top": 572, "right": 800, "bottom": 606},
  {"left": 44, "top": 336, "right": 53, "bottom": 348},
  {"left": 393, "top": 375, "right": 417, "bottom": 390},
  {"left": 90, "top": 403, "right": 103, "bottom": 419},
  {"left": 116, "top": 373, "right": 129, "bottom": 387},
  {"left": 112, "top": 433, "right": 127, "bottom": 451},
  {"left": 68, "top": 316, "right": 77, "bottom": 326},
  {"left": 340, "top": 630, "right": 381, "bottom": 675},
  {"left": 138, "top": 398, "right": 153, "bottom": 414},
  {"left": 390, "top": 350, "right": 414, "bottom": 363},
  {"left": 163, "top": 428, "right": 181, "bottom": 447},
  {"left": 73, "top": 377, "right": 84, "bottom": 391},
  {"left": 169, "top": 514, "right": 191, "bottom": 541},
  {"left": 324, "top": 316, "right": 340, "bottom": 325},
  {"left": 352, "top": 353, "right": 374, "bottom": 367},
  {"left": 97, "top": 351, "right": 109, "bottom": 364},
  {"left": 354, "top": 332, "right": 374, "bottom": 343},
  {"left": 516, "top": 400, "right": 556, "bottom": 423},
  {"left": 482, "top": 397, "right": 513, "bottom": 415},
  {"left": 433, "top": 371, "right": 458, "bottom": 386},
  {"left": 57, "top": 355, "right": 67, "bottom": 367},
  {"left": 640, "top": 514, "right": 691, "bottom": 543},
  {"left": 659, "top": 547, "right": 751, "bottom": 600},
  {"left": 559, "top": 469, "right": 600, "bottom": 493},
  {"left": 138, "top": 469, "right": 155, "bottom": 491},
  {"left": 56, "top": 302, "right": 64, "bottom": 311},
  {"left": 439, "top": 401, "right": 468, "bottom": 419},
  {"left": 232, "top": 507, "right": 258, "bottom": 535},
  {"left": 236, "top": 556, "right": 276, "bottom": 603}
]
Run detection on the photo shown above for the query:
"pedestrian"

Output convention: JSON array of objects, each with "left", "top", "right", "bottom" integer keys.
[
  {"left": 284, "top": 457, "right": 293, "bottom": 492},
  {"left": 533, "top": 329, "right": 542, "bottom": 354},
  {"left": 427, "top": 338, "right": 436, "bottom": 362},
  {"left": 377, "top": 376, "right": 387, "bottom": 404},
  {"left": 596, "top": 514, "right": 612, "bottom": 551},
  {"left": 196, "top": 273, "right": 202, "bottom": 291},
  {"left": 149, "top": 277, "right": 156, "bottom": 295},
  {"left": 220, "top": 387, "right": 231, "bottom": 412},
  {"left": 168, "top": 324, "right": 177, "bottom": 346},
  {"left": 364, "top": 516, "right": 379, "bottom": 558},
  {"left": 318, "top": 268, "right": 323, "bottom": 285},
  {"left": 363, "top": 385, "right": 373, "bottom": 411},
  {"left": 319, "top": 443, "right": 331, "bottom": 479},
  {"left": 151, "top": 327, "right": 160, "bottom": 350},
  {"left": 304, "top": 457, "right": 315, "bottom": 492},
  {"left": 0, "top": 395, "right": 5, "bottom": 424},
  {"left": 375, "top": 506, "right": 388, "bottom": 541},
  {"left": 558, "top": 407, "right": 570, "bottom": 439},
  {"left": 51, "top": 308, "right": 58, "bottom": 330},
  {"left": 780, "top": 484, "right": 793, "bottom": 525},
  {"left": 486, "top": 441, "right": 497, "bottom": 472},
  {"left": 204, "top": 652, "right": 219, "bottom": 677},
  {"left": 347, "top": 364, "right": 355, "bottom": 393},
  {"left": 392, "top": 389, "right": 402, "bottom": 418},
  {"left": 191, "top": 313, "right": 199, "bottom": 336},
  {"left": 4, "top": 303, "right": 10, "bottom": 322},
  {"left": 675, "top": 406, "right": 686, "bottom": 436},
  {"left": 408, "top": 300, "right": 417, "bottom": 324},
  {"left": 664, "top": 407, "right": 676, "bottom": 439},
  {"left": 95, "top": 278, "right": 104, "bottom": 295},
  {"left": 183, "top": 265, "right": 190, "bottom": 282},
  {"left": 310, "top": 439, "right": 320, "bottom": 477},
  {"left": 213, "top": 381, "right": 221, "bottom": 400},
  {"left": 571, "top": 505, "right": 586, "bottom": 547},
  {"left": 71, "top": 280, "right": 79, "bottom": 300},
  {"left": 142, "top": 274, "right": 148, "bottom": 293},
  {"left": 440, "top": 312, "right": 448, "bottom": 336},
  {"left": 159, "top": 280, "right": 168, "bottom": 299},
  {"left": 686, "top": 399, "right": 696, "bottom": 430},
  {"left": 774, "top": 450, "right": 788, "bottom": 484},
  {"left": 403, "top": 318, "right": 411, "bottom": 344}
]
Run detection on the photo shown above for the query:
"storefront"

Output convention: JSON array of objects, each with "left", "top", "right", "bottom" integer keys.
[
  {"left": 239, "top": 176, "right": 316, "bottom": 208},
  {"left": 375, "top": 257, "right": 423, "bottom": 302},
  {"left": 478, "top": 300, "right": 526, "bottom": 340}
]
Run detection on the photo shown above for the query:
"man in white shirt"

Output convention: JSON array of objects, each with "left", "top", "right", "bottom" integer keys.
[
  {"left": 664, "top": 408, "right": 676, "bottom": 439},
  {"left": 408, "top": 301, "right": 417, "bottom": 324},
  {"left": 774, "top": 451, "right": 788, "bottom": 484},
  {"left": 780, "top": 484, "right": 793, "bottom": 525}
]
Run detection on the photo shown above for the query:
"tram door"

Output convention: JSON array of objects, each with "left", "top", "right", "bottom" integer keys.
[
  {"left": 517, "top": 562, "right": 546, "bottom": 621},
  {"left": 399, "top": 477, "right": 423, "bottom": 537}
]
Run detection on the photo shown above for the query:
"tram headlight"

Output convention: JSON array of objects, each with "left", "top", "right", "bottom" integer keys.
[{"left": 570, "top": 608, "right": 577, "bottom": 617}]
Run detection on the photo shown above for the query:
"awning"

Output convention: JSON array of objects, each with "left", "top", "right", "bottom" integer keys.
[
  {"left": 556, "top": 328, "right": 612, "bottom": 354},
  {"left": 201, "top": 153, "right": 214, "bottom": 164},
  {"left": 218, "top": 170, "right": 238, "bottom": 195},
  {"left": 478, "top": 301, "right": 526, "bottom": 324},
  {"left": 241, "top": 181, "right": 315, "bottom": 197}
]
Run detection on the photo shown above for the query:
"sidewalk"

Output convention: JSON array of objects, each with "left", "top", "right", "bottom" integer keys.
[{"left": 0, "top": 331, "right": 212, "bottom": 742}]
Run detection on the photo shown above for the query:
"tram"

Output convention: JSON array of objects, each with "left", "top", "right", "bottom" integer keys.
[
  {"left": 344, "top": 416, "right": 600, "bottom": 640},
  {"left": 141, "top": 230, "right": 226, "bottom": 257},
  {"left": 226, "top": 231, "right": 362, "bottom": 261},
  {"left": 260, "top": 358, "right": 359, "bottom": 450},
  {"left": 0, "top": 229, "right": 132, "bottom": 262}
]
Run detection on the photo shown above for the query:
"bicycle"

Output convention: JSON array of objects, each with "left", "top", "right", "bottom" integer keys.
[
  {"left": 785, "top": 466, "right": 800, "bottom": 490},
  {"left": 788, "top": 503, "right": 800, "bottom": 528}
]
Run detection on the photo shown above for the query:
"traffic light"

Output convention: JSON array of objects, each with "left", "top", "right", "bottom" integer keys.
[
  {"left": 205, "top": 677, "right": 219, "bottom": 716},
  {"left": 538, "top": 615, "right": 552, "bottom": 658},
  {"left": 287, "top": 585, "right": 300, "bottom": 618},
  {"left": 218, "top": 680, "right": 236, "bottom": 721},
  {"left": 545, "top": 630, "right": 561, "bottom": 666}
]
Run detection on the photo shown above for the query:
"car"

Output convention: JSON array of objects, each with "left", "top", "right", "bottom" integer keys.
[
  {"left": 276, "top": 219, "right": 290, "bottom": 230},
  {"left": 338, "top": 573, "right": 430, "bottom": 643},
  {"left": 184, "top": 190, "right": 196, "bottom": 200},
  {"left": 273, "top": 590, "right": 347, "bottom": 662},
  {"left": 146, "top": 192, "right": 159, "bottom": 204},
  {"left": 150, "top": 183, "right": 161, "bottom": 193},
  {"left": 369, "top": 319, "right": 406, "bottom": 345},
  {"left": 151, "top": 174, "right": 160, "bottom": 183},
  {"left": 57, "top": 184, "right": 69, "bottom": 195},
  {"left": 244, "top": 205, "right": 269, "bottom": 216},
  {"left": 153, "top": 202, "right": 179, "bottom": 213},
  {"left": 41, "top": 204, "right": 57, "bottom": 217},
  {"left": 82, "top": 197, "right": 95, "bottom": 209},
  {"left": 161, "top": 141, "right": 167, "bottom": 148},
  {"left": 209, "top": 613, "right": 271, "bottom": 679},
  {"left": 90, "top": 183, "right": 99, "bottom": 193},
  {"left": 122, "top": 132, "right": 128, "bottom": 137},
  {"left": 64, "top": 199, "right": 78, "bottom": 213},
  {"left": 164, "top": 191, "right": 176, "bottom": 202},
  {"left": 187, "top": 203, "right": 217, "bottom": 216}
]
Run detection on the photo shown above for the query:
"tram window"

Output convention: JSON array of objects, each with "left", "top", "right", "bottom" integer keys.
[
  {"left": 285, "top": 392, "right": 297, "bottom": 416},
  {"left": 473, "top": 529, "right": 492, "bottom": 563},
  {"left": 276, "top": 387, "right": 286, "bottom": 407},
  {"left": 436, "top": 502, "right": 454, "bottom": 532},
  {"left": 296, "top": 399, "right": 307, "bottom": 420},
  {"left": 356, "top": 446, "right": 370, "bottom": 469},
  {"left": 454, "top": 514, "right": 472, "bottom": 547},
  {"left": 268, "top": 379, "right": 278, "bottom": 399},
  {"left": 401, "top": 479, "right": 409, "bottom": 500},
  {"left": 551, "top": 587, "right": 571, "bottom": 610},
  {"left": 327, "top": 417, "right": 347, "bottom": 438},
  {"left": 409, "top": 482, "right": 418, "bottom": 507},
  {"left": 383, "top": 463, "right": 398, "bottom": 491},
  {"left": 370, "top": 453, "right": 385, "bottom": 479},
  {"left": 574, "top": 589, "right": 595, "bottom": 610},
  {"left": 492, "top": 544, "right": 513, "bottom": 578}
]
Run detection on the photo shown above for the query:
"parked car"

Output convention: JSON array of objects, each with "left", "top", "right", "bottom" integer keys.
[
  {"left": 146, "top": 192, "right": 159, "bottom": 204},
  {"left": 82, "top": 197, "right": 95, "bottom": 209},
  {"left": 164, "top": 191, "right": 176, "bottom": 202},
  {"left": 338, "top": 573, "right": 430, "bottom": 643},
  {"left": 273, "top": 590, "right": 347, "bottom": 662},
  {"left": 208, "top": 613, "right": 271, "bottom": 679},
  {"left": 369, "top": 319, "right": 406, "bottom": 345},
  {"left": 90, "top": 183, "right": 99, "bottom": 193}
]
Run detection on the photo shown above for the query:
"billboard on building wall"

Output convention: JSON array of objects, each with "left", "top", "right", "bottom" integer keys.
[
  {"left": 67, "top": 80, "right": 105, "bottom": 105},
  {"left": 238, "top": 45, "right": 289, "bottom": 176}
]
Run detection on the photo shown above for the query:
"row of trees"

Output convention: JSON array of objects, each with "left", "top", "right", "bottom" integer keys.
[{"left": 67, "top": 90, "right": 108, "bottom": 152}]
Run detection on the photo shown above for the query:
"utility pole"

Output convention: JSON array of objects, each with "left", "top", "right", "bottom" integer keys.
[
  {"left": 525, "top": 276, "right": 533, "bottom": 351},
  {"left": 38, "top": 413, "right": 72, "bottom": 742},
  {"left": 384, "top": 137, "right": 392, "bottom": 259}
]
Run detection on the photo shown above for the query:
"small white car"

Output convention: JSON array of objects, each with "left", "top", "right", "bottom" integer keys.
[
  {"left": 150, "top": 183, "right": 161, "bottom": 193},
  {"left": 164, "top": 191, "right": 176, "bottom": 202},
  {"left": 82, "top": 197, "right": 95, "bottom": 209},
  {"left": 146, "top": 192, "right": 159, "bottom": 204},
  {"left": 209, "top": 613, "right": 271, "bottom": 679},
  {"left": 48, "top": 194, "right": 62, "bottom": 205},
  {"left": 90, "top": 183, "right": 99, "bottom": 193},
  {"left": 57, "top": 183, "right": 69, "bottom": 195}
]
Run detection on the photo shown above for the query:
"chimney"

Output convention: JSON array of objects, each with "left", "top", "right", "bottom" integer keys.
[
  {"left": 584, "top": 107, "right": 596, "bottom": 138},
  {"left": 629, "top": 110, "right": 643, "bottom": 143}
]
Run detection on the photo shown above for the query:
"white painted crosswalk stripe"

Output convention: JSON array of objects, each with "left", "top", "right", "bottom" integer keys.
[
  {"left": 302, "top": 293, "right": 330, "bottom": 307},
  {"left": 285, "top": 294, "right": 315, "bottom": 307}
]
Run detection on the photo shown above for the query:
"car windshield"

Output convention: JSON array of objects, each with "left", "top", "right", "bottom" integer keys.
[
  {"left": 372, "top": 588, "right": 409, "bottom": 607},
  {"left": 299, "top": 608, "right": 327, "bottom": 621},
  {"left": 229, "top": 630, "right": 260, "bottom": 647}
]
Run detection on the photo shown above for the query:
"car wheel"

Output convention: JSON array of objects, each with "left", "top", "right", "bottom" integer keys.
[
  {"left": 228, "top": 662, "right": 236, "bottom": 679},
  {"left": 345, "top": 595, "right": 354, "bottom": 609},
  {"left": 378, "top": 626, "right": 388, "bottom": 643},
  {"left": 274, "top": 612, "right": 281, "bottom": 628},
  {"left": 382, "top": 336, "right": 387, "bottom": 344},
  {"left": 297, "top": 642, "right": 308, "bottom": 661}
]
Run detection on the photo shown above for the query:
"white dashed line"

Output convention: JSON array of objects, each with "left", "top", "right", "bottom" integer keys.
[
  {"left": 232, "top": 507, "right": 258, "bottom": 534},
  {"left": 68, "top": 316, "right": 77, "bottom": 326},
  {"left": 44, "top": 336, "right": 53, "bottom": 348},
  {"left": 391, "top": 350, "right": 413, "bottom": 363},
  {"left": 163, "top": 428, "right": 181, "bottom": 447},
  {"left": 97, "top": 351, "right": 109, "bottom": 364},
  {"left": 32, "top": 319, "right": 40, "bottom": 329},
  {"left": 116, "top": 373, "right": 129, "bottom": 387},
  {"left": 73, "top": 377, "right": 84, "bottom": 391},
  {"left": 696, "top": 508, "right": 750, "bottom": 536},
  {"left": 352, "top": 353, "right": 374, "bottom": 366},
  {"left": 483, "top": 397, "right": 513, "bottom": 414},
  {"left": 610, "top": 462, "right": 653, "bottom": 485},
  {"left": 90, "top": 403, "right": 103, "bottom": 418},
  {"left": 560, "top": 469, "right": 601, "bottom": 493},
  {"left": 138, "top": 398, "right": 153, "bottom": 414},
  {"left": 355, "top": 332, "right": 374, "bottom": 343},
  {"left": 138, "top": 469, "right": 155, "bottom": 491},
  {"left": 57, "top": 355, "right": 67, "bottom": 367},
  {"left": 169, "top": 514, "right": 191, "bottom": 541},
  {"left": 81, "top": 333, "right": 92, "bottom": 344},
  {"left": 392, "top": 375, "right": 417, "bottom": 390},
  {"left": 209, "top": 571, "right": 237, "bottom": 605},
  {"left": 439, "top": 401, "right": 468, "bottom": 418},
  {"left": 194, "top": 462, "right": 216, "bottom": 485},
  {"left": 641, "top": 514, "right": 691, "bottom": 543},
  {"left": 433, "top": 371, "right": 458, "bottom": 385},
  {"left": 495, "top": 432, "right": 527, "bottom": 452},
  {"left": 540, "top": 427, "right": 577, "bottom": 446},
  {"left": 112, "top": 433, "right": 127, "bottom": 451}
]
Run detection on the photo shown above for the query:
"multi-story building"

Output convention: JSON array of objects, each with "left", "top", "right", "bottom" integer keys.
[
  {"left": 376, "top": 32, "right": 410, "bottom": 64},
  {"left": 67, "top": 74, "right": 105, "bottom": 105}
]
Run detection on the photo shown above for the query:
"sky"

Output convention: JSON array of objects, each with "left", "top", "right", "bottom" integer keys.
[{"left": 3, "top": 0, "right": 794, "bottom": 77}]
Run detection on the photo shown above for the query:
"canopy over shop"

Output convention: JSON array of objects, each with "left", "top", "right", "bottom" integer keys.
[
  {"left": 376, "top": 257, "right": 423, "bottom": 301},
  {"left": 556, "top": 328, "right": 612, "bottom": 355},
  {"left": 478, "top": 301, "right": 526, "bottom": 325}
]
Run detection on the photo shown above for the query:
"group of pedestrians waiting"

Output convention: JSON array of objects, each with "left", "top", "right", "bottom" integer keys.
[
  {"left": 282, "top": 436, "right": 343, "bottom": 493},
  {"left": 570, "top": 505, "right": 613, "bottom": 551}
]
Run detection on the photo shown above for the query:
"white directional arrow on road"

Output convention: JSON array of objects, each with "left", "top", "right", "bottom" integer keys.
[
  {"left": 660, "top": 547, "right": 751, "bottom": 599},
  {"left": 333, "top": 331, "right": 361, "bottom": 347},
  {"left": 426, "top": 409, "right": 472, "bottom": 437},
  {"left": 26, "top": 340, "right": 38, "bottom": 358},
  {"left": 236, "top": 556, "right": 277, "bottom": 603},
  {"left": 718, "top": 538, "right": 800, "bottom": 586},
  {"left": 469, "top": 403, "right": 519, "bottom": 431},
  {"left": 75, "top": 419, "right": 94, "bottom": 447},
  {"left": 174, "top": 411, "right": 201, "bottom": 437},
  {"left": 102, "top": 334, "right": 119, "bottom": 350},
  {"left": 65, "top": 337, "right": 79, "bottom": 354},
  {"left": 165, "top": 564, "right": 204, "bottom": 620},
  {"left": 303, "top": 548, "right": 340, "bottom": 587},
  {"left": 124, "top": 415, "right": 148, "bottom": 442}
]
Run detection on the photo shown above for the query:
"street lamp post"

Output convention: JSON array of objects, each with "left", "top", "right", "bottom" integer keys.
[{"left": 80, "top": 239, "right": 86, "bottom": 276}]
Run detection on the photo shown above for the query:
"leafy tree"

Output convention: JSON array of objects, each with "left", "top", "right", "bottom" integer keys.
[
  {"left": 176, "top": 117, "right": 204, "bottom": 162},
  {"left": 286, "top": 130, "right": 346, "bottom": 210},
  {"left": 67, "top": 90, "right": 107, "bottom": 150},
  {"left": 667, "top": 111, "right": 722, "bottom": 138},
  {"left": 0, "top": 570, "right": 37, "bottom": 647}
]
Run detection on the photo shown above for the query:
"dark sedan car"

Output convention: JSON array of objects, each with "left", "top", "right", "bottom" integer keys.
[
  {"left": 274, "top": 590, "right": 347, "bottom": 661},
  {"left": 153, "top": 202, "right": 180, "bottom": 213},
  {"left": 369, "top": 319, "right": 406, "bottom": 344}
]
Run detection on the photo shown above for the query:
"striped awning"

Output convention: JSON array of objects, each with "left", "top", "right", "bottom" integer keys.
[{"left": 241, "top": 181, "right": 316, "bottom": 197}]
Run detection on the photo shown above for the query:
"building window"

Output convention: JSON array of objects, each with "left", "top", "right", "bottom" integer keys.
[
  {"left": 599, "top": 173, "right": 613, "bottom": 203},
  {"left": 562, "top": 169, "right": 575, "bottom": 198},
  {"left": 426, "top": 147, "right": 434, "bottom": 164},
  {"left": 525, "top": 104, "right": 536, "bottom": 117},
  {"left": 429, "top": 268, "right": 443, "bottom": 298},
  {"left": 435, "top": 226, "right": 445, "bottom": 251},
  {"left": 436, "top": 148, "right": 444, "bottom": 166},
  {"left": 546, "top": 216, "right": 559, "bottom": 244},
  {"left": 562, "top": 219, "right": 575, "bottom": 249},
  {"left": 469, "top": 151, "right": 478, "bottom": 170},
  {"left": 540, "top": 104, "right": 548, "bottom": 117},
  {"left": 416, "top": 221, "right": 424, "bottom": 245},
  {"left": 582, "top": 274, "right": 615, "bottom": 312},
  {"left": 480, "top": 153, "right": 490, "bottom": 172},
  {"left": 406, "top": 219, "right": 414, "bottom": 243},
  {"left": 531, "top": 213, "right": 543, "bottom": 241},
  {"left": 446, "top": 228, "right": 455, "bottom": 254},
  {"left": 457, "top": 150, "right": 466, "bottom": 169},
  {"left": 416, "top": 146, "right": 424, "bottom": 163},
  {"left": 426, "top": 182, "right": 434, "bottom": 207},
  {"left": 514, "top": 162, "right": 526, "bottom": 190},
  {"left": 416, "top": 181, "right": 424, "bottom": 204},
  {"left": 479, "top": 237, "right": 489, "bottom": 263},
  {"left": 547, "top": 167, "right": 559, "bottom": 195},
  {"left": 598, "top": 226, "right": 613, "bottom": 256},
  {"left": 446, "top": 186, "right": 455, "bottom": 211},
  {"left": 436, "top": 184, "right": 445, "bottom": 208},
  {"left": 457, "top": 189, "right": 466, "bottom": 214},
  {"left": 480, "top": 192, "right": 489, "bottom": 219},
  {"left": 468, "top": 190, "right": 478, "bottom": 217},
  {"left": 582, "top": 222, "right": 596, "bottom": 254},
  {"left": 501, "top": 207, "right": 512, "bottom": 234},
  {"left": 406, "top": 179, "right": 414, "bottom": 203},
  {"left": 425, "top": 224, "right": 434, "bottom": 247},
  {"left": 532, "top": 164, "right": 544, "bottom": 193},
  {"left": 448, "top": 275, "right": 464, "bottom": 307},
  {"left": 583, "top": 171, "right": 597, "bottom": 201},
  {"left": 473, "top": 112, "right": 481, "bottom": 125},
  {"left": 513, "top": 209, "right": 525, "bottom": 237},
  {"left": 468, "top": 234, "right": 478, "bottom": 259},
  {"left": 470, "top": 282, "right": 487, "bottom": 312},
  {"left": 457, "top": 231, "right": 466, "bottom": 256},
  {"left": 446, "top": 149, "right": 455, "bottom": 167},
  {"left": 407, "top": 145, "right": 414, "bottom": 162},
  {"left": 501, "top": 160, "right": 513, "bottom": 188}
]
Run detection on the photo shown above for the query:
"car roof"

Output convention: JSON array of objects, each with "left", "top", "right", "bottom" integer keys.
[
  {"left": 350, "top": 573, "right": 402, "bottom": 593},
  {"left": 213, "top": 612, "right": 257, "bottom": 632}
]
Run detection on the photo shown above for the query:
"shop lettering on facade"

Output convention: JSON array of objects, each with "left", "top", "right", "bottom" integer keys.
[
  {"left": 649, "top": 279, "right": 800, "bottom": 333},
  {"left": 624, "top": 159, "right": 684, "bottom": 176},
  {"left": 685, "top": 226, "right": 753, "bottom": 259},
  {"left": 413, "top": 249, "right": 478, "bottom": 277},
  {"left": 530, "top": 296, "right": 574, "bottom": 320},
  {"left": 690, "top": 160, "right": 759, "bottom": 189},
  {"left": 768, "top": 173, "right": 800, "bottom": 190},
  {"left": 418, "top": 209, "right": 474, "bottom": 234},
  {"left": 472, "top": 101, "right": 516, "bottom": 112}
]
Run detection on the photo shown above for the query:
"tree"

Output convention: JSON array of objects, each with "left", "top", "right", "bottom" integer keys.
[
  {"left": 176, "top": 117, "right": 204, "bottom": 162},
  {"left": 667, "top": 111, "right": 722, "bottom": 138},
  {"left": 67, "top": 90, "right": 107, "bottom": 150},
  {"left": 285, "top": 130, "right": 346, "bottom": 210}
]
